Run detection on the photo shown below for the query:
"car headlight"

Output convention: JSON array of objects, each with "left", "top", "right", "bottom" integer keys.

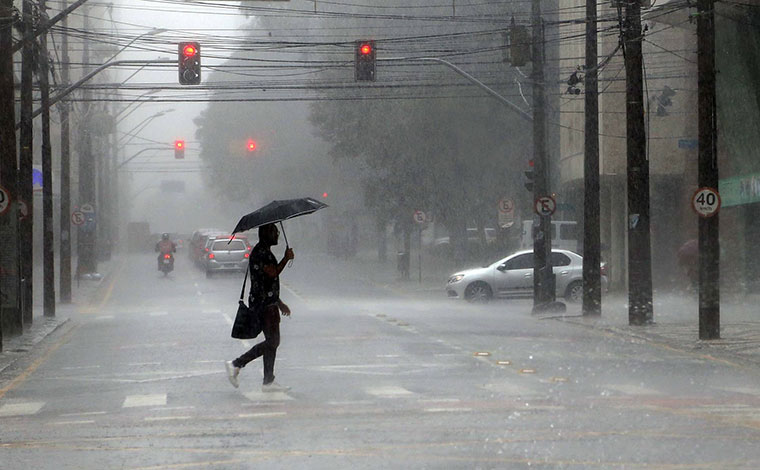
[{"left": 448, "top": 274, "right": 465, "bottom": 284}]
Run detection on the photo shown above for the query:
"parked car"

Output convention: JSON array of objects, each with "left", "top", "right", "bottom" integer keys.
[
  {"left": 445, "top": 249, "right": 608, "bottom": 303},
  {"left": 201, "top": 236, "right": 251, "bottom": 278}
]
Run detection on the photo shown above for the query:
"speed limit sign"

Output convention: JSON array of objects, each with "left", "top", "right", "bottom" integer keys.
[{"left": 691, "top": 187, "right": 721, "bottom": 218}]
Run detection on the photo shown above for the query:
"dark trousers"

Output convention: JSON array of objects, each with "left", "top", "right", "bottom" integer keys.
[{"left": 233, "top": 304, "right": 280, "bottom": 384}]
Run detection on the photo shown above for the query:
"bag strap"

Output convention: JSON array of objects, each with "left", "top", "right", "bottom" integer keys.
[{"left": 239, "top": 267, "right": 248, "bottom": 302}]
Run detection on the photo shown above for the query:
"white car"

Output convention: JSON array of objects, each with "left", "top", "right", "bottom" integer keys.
[{"left": 446, "top": 249, "right": 607, "bottom": 303}]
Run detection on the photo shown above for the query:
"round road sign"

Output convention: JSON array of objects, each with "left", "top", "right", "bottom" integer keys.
[
  {"left": 0, "top": 185, "right": 10, "bottom": 216},
  {"left": 71, "top": 210, "right": 85, "bottom": 226},
  {"left": 413, "top": 210, "right": 426, "bottom": 224},
  {"left": 498, "top": 198, "right": 515, "bottom": 214},
  {"left": 534, "top": 196, "right": 556, "bottom": 216},
  {"left": 691, "top": 187, "right": 721, "bottom": 218}
]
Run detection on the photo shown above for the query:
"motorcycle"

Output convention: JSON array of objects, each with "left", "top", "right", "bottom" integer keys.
[{"left": 159, "top": 253, "right": 174, "bottom": 276}]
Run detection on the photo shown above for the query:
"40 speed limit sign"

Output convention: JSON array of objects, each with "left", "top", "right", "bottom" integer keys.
[{"left": 691, "top": 187, "right": 721, "bottom": 218}]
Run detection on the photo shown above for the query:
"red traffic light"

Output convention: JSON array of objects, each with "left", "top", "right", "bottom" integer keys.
[
  {"left": 359, "top": 43, "right": 372, "bottom": 55},
  {"left": 175, "top": 140, "right": 185, "bottom": 149},
  {"left": 246, "top": 139, "right": 257, "bottom": 152},
  {"left": 322, "top": 192, "right": 328, "bottom": 198},
  {"left": 182, "top": 44, "right": 197, "bottom": 57}
]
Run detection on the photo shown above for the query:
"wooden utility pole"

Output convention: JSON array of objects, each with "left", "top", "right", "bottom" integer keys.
[
  {"left": 19, "top": 0, "right": 35, "bottom": 324},
  {"left": 59, "top": 3, "right": 72, "bottom": 303},
  {"left": 531, "top": 0, "right": 557, "bottom": 312},
  {"left": 39, "top": 0, "right": 56, "bottom": 316},
  {"left": 623, "top": 0, "right": 653, "bottom": 325},
  {"left": 697, "top": 0, "right": 719, "bottom": 339},
  {"left": 583, "top": 0, "right": 601, "bottom": 316},
  {"left": 0, "top": 0, "right": 20, "bottom": 348}
]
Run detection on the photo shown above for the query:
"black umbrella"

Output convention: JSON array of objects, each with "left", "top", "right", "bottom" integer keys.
[{"left": 230, "top": 197, "right": 328, "bottom": 247}]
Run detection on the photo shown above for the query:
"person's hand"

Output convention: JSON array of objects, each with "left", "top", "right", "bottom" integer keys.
[
  {"left": 284, "top": 247, "right": 295, "bottom": 261},
  {"left": 279, "top": 301, "right": 291, "bottom": 317}
]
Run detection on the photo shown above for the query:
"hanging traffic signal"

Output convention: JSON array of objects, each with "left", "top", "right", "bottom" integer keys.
[
  {"left": 174, "top": 140, "right": 185, "bottom": 159},
  {"left": 178, "top": 42, "right": 201, "bottom": 85},
  {"left": 246, "top": 139, "right": 257, "bottom": 152},
  {"left": 355, "top": 40, "right": 376, "bottom": 81},
  {"left": 524, "top": 160, "right": 534, "bottom": 192}
]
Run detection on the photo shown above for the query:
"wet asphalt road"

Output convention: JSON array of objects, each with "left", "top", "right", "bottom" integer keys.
[{"left": 1, "top": 251, "right": 760, "bottom": 469}]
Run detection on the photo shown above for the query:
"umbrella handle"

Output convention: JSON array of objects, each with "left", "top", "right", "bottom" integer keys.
[{"left": 280, "top": 222, "right": 294, "bottom": 267}]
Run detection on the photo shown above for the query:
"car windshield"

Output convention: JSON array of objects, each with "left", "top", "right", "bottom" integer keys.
[{"left": 211, "top": 240, "right": 246, "bottom": 251}]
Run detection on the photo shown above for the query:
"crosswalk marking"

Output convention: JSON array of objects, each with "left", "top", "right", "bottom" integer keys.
[
  {"left": 48, "top": 420, "right": 95, "bottom": 426},
  {"left": 425, "top": 407, "right": 473, "bottom": 413},
  {"left": 238, "top": 412, "right": 287, "bottom": 418},
  {"left": 366, "top": 386, "right": 414, "bottom": 398},
  {"left": 0, "top": 401, "right": 45, "bottom": 417},
  {"left": 243, "top": 391, "right": 294, "bottom": 402},
  {"left": 144, "top": 416, "right": 192, "bottom": 422},
  {"left": 123, "top": 394, "right": 167, "bottom": 408},
  {"left": 149, "top": 311, "right": 169, "bottom": 317},
  {"left": 604, "top": 384, "right": 660, "bottom": 396}
]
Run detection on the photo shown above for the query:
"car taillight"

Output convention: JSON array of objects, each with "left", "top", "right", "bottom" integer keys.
[
  {"left": 208, "top": 253, "right": 215, "bottom": 259},
  {"left": 244, "top": 253, "right": 249, "bottom": 258},
  {"left": 204, "top": 247, "right": 209, "bottom": 252},
  {"left": 164, "top": 254, "right": 171, "bottom": 259}
]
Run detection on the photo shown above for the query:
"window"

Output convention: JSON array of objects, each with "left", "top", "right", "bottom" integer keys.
[
  {"left": 212, "top": 240, "right": 247, "bottom": 251},
  {"left": 551, "top": 252, "right": 572, "bottom": 267},
  {"left": 504, "top": 254, "right": 533, "bottom": 270}
]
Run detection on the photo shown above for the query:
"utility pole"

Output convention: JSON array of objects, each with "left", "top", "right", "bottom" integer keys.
[
  {"left": 1, "top": 0, "right": 21, "bottom": 346},
  {"left": 623, "top": 0, "right": 653, "bottom": 325},
  {"left": 19, "top": 0, "right": 35, "bottom": 325},
  {"left": 531, "top": 0, "right": 557, "bottom": 313},
  {"left": 58, "top": 2, "right": 72, "bottom": 303},
  {"left": 77, "top": 8, "right": 98, "bottom": 276},
  {"left": 582, "top": 0, "right": 601, "bottom": 316},
  {"left": 697, "top": 0, "right": 719, "bottom": 339},
  {"left": 39, "top": 0, "right": 55, "bottom": 316}
]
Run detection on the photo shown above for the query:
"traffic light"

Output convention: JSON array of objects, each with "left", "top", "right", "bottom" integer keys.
[
  {"left": 178, "top": 42, "right": 201, "bottom": 85},
  {"left": 509, "top": 25, "right": 531, "bottom": 67},
  {"left": 524, "top": 160, "right": 534, "bottom": 192},
  {"left": 355, "top": 40, "right": 376, "bottom": 81},
  {"left": 246, "top": 139, "right": 257, "bottom": 152},
  {"left": 174, "top": 140, "right": 185, "bottom": 159}
]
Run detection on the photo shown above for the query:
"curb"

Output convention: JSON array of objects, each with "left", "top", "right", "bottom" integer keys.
[{"left": 0, "top": 317, "right": 71, "bottom": 376}]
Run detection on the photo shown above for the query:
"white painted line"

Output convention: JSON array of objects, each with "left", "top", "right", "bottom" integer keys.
[
  {"left": 94, "top": 315, "right": 114, "bottom": 321},
  {"left": 425, "top": 407, "right": 473, "bottom": 413},
  {"left": 59, "top": 411, "right": 107, "bottom": 417},
  {"left": 0, "top": 402, "right": 45, "bottom": 417},
  {"left": 123, "top": 394, "right": 167, "bottom": 408},
  {"left": 238, "top": 412, "right": 287, "bottom": 418},
  {"left": 419, "top": 398, "right": 461, "bottom": 404},
  {"left": 144, "top": 416, "right": 192, "bottom": 422},
  {"left": 376, "top": 354, "right": 400, "bottom": 358},
  {"left": 243, "top": 391, "right": 294, "bottom": 402},
  {"left": 61, "top": 365, "right": 101, "bottom": 370},
  {"left": 327, "top": 400, "right": 374, "bottom": 406},
  {"left": 128, "top": 362, "right": 162, "bottom": 366},
  {"left": 366, "top": 386, "right": 414, "bottom": 398},
  {"left": 118, "top": 343, "right": 178, "bottom": 350},
  {"left": 48, "top": 420, "right": 95, "bottom": 425},
  {"left": 605, "top": 384, "right": 660, "bottom": 396},
  {"left": 149, "top": 311, "right": 169, "bottom": 317},
  {"left": 151, "top": 406, "right": 195, "bottom": 411}
]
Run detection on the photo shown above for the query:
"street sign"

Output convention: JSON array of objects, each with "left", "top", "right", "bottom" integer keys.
[
  {"left": 691, "top": 187, "right": 721, "bottom": 218},
  {"left": 80, "top": 203, "right": 95, "bottom": 214},
  {"left": 18, "top": 200, "right": 28, "bottom": 220},
  {"left": 498, "top": 198, "right": 514, "bottom": 214},
  {"left": 413, "top": 210, "right": 426, "bottom": 224},
  {"left": 534, "top": 196, "right": 556, "bottom": 216},
  {"left": 71, "top": 210, "right": 85, "bottom": 226},
  {"left": 0, "top": 185, "right": 10, "bottom": 216}
]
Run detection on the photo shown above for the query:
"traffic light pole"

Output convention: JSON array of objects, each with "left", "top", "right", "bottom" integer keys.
[{"left": 18, "top": 0, "right": 34, "bottom": 325}]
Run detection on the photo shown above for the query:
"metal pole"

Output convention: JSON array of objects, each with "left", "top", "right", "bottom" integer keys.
[
  {"left": 58, "top": 1, "right": 72, "bottom": 303},
  {"left": 623, "top": 0, "right": 653, "bottom": 325},
  {"left": 697, "top": 0, "right": 719, "bottom": 339},
  {"left": 418, "top": 226, "right": 422, "bottom": 284},
  {"left": 39, "top": 0, "right": 55, "bottom": 316},
  {"left": 11, "top": 0, "right": 91, "bottom": 54},
  {"left": 582, "top": 0, "right": 601, "bottom": 316},
  {"left": 531, "top": 0, "right": 556, "bottom": 312},
  {"left": 19, "top": 0, "right": 34, "bottom": 325}
]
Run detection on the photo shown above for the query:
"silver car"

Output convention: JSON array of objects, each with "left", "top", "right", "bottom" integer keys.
[
  {"left": 446, "top": 249, "right": 606, "bottom": 303},
  {"left": 202, "top": 237, "right": 251, "bottom": 278}
]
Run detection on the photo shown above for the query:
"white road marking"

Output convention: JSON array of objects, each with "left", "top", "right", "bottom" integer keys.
[
  {"left": 605, "top": 384, "right": 661, "bottom": 396},
  {"left": 59, "top": 411, "right": 107, "bottom": 417},
  {"left": 151, "top": 406, "right": 195, "bottom": 411},
  {"left": 238, "top": 412, "right": 287, "bottom": 418},
  {"left": 419, "top": 398, "right": 461, "bottom": 404},
  {"left": 424, "top": 407, "right": 473, "bottom": 413},
  {"left": 118, "top": 342, "right": 178, "bottom": 350},
  {"left": 128, "top": 362, "right": 162, "bottom": 366},
  {"left": 48, "top": 420, "right": 95, "bottom": 425},
  {"left": 376, "top": 354, "right": 400, "bottom": 358},
  {"left": 721, "top": 387, "right": 760, "bottom": 396},
  {"left": 61, "top": 365, "right": 101, "bottom": 370},
  {"left": 149, "top": 311, "right": 169, "bottom": 317},
  {"left": 123, "top": 394, "right": 167, "bottom": 408},
  {"left": 0, "top": 402, "right": 45, "bottom": 417},
  {"left": 94, "top": 315, "right": 114, "bottom": 321},
  {"left": 327, "top": 400, "right": 374, "bottom": 406},
  {"left": 243, "top": 391, "right": 294, "bottom": 402},
  {"left": 144, "top": 416, "right": 192, "bottom": 422},
  {"left": 366, "top": 386, "right": 414, "bottom": 398}
]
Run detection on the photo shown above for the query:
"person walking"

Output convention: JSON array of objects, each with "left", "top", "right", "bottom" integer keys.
[{"left": 226, "top": 223, "right": 294, "bottom": 391}]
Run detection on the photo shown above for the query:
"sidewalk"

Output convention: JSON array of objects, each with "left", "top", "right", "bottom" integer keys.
[
  {"left": 0, "top": 256, "right": 119, "bottom": 375},
  {"left": 333, "top": 249, "right": 760, "bottom": 367}
]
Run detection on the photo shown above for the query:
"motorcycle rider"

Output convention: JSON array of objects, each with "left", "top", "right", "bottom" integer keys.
[{"left": 155, "top": 233, "right": 177, "bottom": 270}]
